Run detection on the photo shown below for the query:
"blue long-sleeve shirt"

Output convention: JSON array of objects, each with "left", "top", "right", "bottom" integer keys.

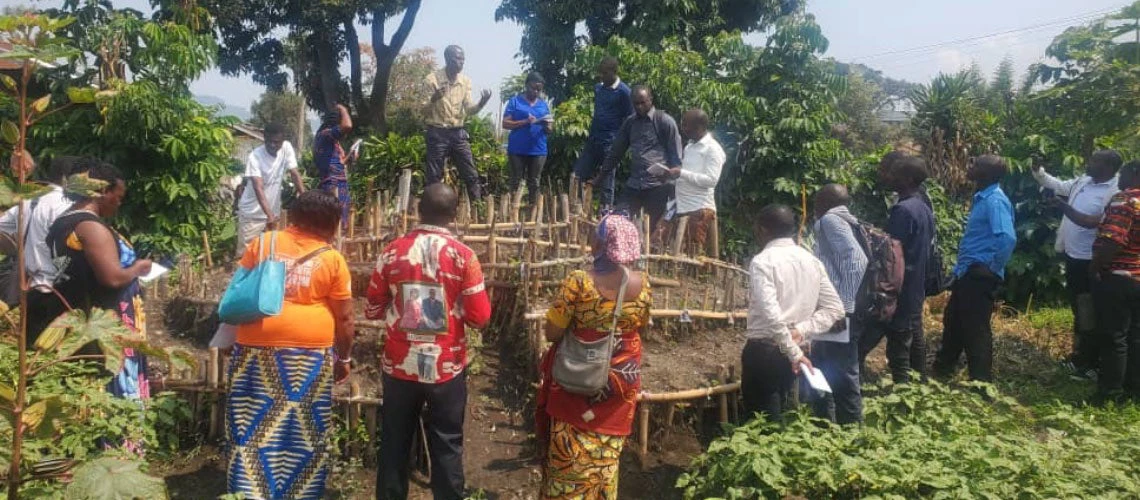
[
  {"left": 588, "top": 79, "right": 633, "bottom": 144},
  {"left": 953, "top": 183, "right": 1017, "bottom": 278}
]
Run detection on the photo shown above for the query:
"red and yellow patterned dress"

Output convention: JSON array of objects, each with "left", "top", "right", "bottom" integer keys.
[{"left": 538, "top": 269, "right": 651, "bottom": 499}]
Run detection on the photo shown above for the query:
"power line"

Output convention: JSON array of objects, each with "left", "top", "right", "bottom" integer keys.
[
  {"left": 870, "top": 30, "right": 1063, "bottom": 74},
  {"left": 849, "top": 5, "right": 1124, "bottom": 63}
]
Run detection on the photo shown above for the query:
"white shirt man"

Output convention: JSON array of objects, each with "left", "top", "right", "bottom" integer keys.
[
  {"left": 675, "top": 133, "right": 725, "bottom": 215},
  {"left": 1032, "top": 150, "right": 1122, "bottom": 374},
  {"left": 235, "top": 133, "right": 302, "bottom": 255},
  {"left": 747, "top": 238, "right": 846, "bottom": 361},
  {"left": 670, "top": 109, "right": 726, "bottom": 254},
  {"left": 742, "top": 205, "right": 845, "bottom": 422},
  {"left": 0, "top": 185, "right": 74, "bottom": 290},
  {"left": 1033, "top": 169, "right": 1119, "bottom": 260}
]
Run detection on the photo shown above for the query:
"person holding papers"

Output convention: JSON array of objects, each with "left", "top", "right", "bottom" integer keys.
[
  {"left": 810, "top": 184, "right": 869, "bottom": 424},
  {"left": 591, "top": 86, "right": 683, "bottom": 248},
  {"left": 27, "top": 162, "right": 155, "bottom": 414},
  {"left": 742, "top": 205, "right": 845, "bottom": 422},
  {"left": 665, "top": 108, "right": 726, "bottom": 255},
  {"left": 502, "top": 72, "right": 553, "bottom": 211}
]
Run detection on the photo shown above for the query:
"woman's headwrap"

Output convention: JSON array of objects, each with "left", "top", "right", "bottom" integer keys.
[{"left": 593, "top": 214, "right": 640, "bottom": 272}]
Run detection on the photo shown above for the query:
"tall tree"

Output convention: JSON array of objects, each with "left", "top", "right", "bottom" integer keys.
[
  {"left": 987, "top": 56, "right": 1015, "bottom": 115},
  {"left": 495, "top": 0, "right": 800, "bottom": 100},
  {"left": 250, "top": 91, "right": 312, "bottom": 143},
  {"left": 193, "top": 0, "right": 421, "bottom": 134}
]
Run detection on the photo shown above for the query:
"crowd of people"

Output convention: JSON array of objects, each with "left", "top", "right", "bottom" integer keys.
[{"left": 8, "top": 44, "right": 1140, "bottom": 500}]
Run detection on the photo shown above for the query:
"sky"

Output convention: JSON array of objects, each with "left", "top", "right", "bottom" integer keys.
[{"left": 8, "top": 0, "right": 1133, "bottom": 113}]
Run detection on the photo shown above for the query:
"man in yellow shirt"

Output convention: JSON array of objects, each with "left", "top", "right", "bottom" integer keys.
[{"left": 424, "top": 45, "right": 492, "bottom": 200}]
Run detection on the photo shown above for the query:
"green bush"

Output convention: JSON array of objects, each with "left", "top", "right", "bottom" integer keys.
[
  {"left": 678, "top": 381, "right": 1140, "bottom": 499},
  {"left": 350, "top": 116, "right": 508, "bottom": 203}
]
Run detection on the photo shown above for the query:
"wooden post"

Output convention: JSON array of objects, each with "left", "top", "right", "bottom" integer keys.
[
  {"left": 728, "top": 365, "right": 739, "bottom": 422},
  {"left": 201, "top": 231, "right": 213, "bottom": 269},
  {"left": 364, "top": 405, "right": 379, "bottom": 468},
  {"left": 581, "top": 184, "right": 593, "bottom": 216},
  {"left": 347, "top": 382, "right": 362, "bottom": 459},
  {"left": 569, "top": 174, "right": 579, "bottom": 213},
  {"left": 638, "top": 404, "right": 651, "bottom": 458},
  {"left": 532, "top": 194, "right": 545, "bottom": 226},
  {"left": 664, "top": 403, "right": 677, "bottom": 430},
  {"left": 710, "top": 214, "right": 720, "bottom": 259},
  {"left": 717, "top": 365, "right": 729, "bottom": 424},
  {"left": 671, "top": 216, "right": 688, "bottom": 256},
  {"left": 499, "top": 194, "right": 510, "bottom": 224},
  {"left": 207, "top": 347, "right": 220, "bottom": 440},
  {"left": 642, "top": 213, "right": 651, "bottom": 256},
  {"left": 486, "top": 195, "right": 496, "bottom": 229},
  {"left": 511, "top": 189, "right": 523, "bottom": 224}
]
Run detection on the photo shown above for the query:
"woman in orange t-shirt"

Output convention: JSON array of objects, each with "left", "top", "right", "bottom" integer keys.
[{"left": 225, "top": 190, "right": 354, "bottom": 500}]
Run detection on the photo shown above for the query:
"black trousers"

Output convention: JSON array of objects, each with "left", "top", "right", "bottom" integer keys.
[
  {"left": 507, "top": 154, "right": 547, "bottom": 206},
  {"left": 858, "top": 316, "right": 925, "bottom": 384},
  {"left": 425, "top": 126, "right": 482, "bottom": 200},
  {"left": 617, "top": 184, "right": 674, "bottom": 229},
  {"left": 741, "top": 340, "right": 795, "bottom": 422},
  {"left": 1066, "top": 257, "right": 1099, "bottom": 370},
  {"left": 812, "top": 318, "right": 863, "bottom": 424},
  {"left": 377, "top": 372, "right": 467, "bottom": 500},
  {"left": 1093, "top": 274, "right": 1140, "bottom": 397},
  {"left": 934, "top": 271, "right": 1000, "bottom": 382},
  {"left": 571, "top": 139, "right": 616, "bottom": 206}
]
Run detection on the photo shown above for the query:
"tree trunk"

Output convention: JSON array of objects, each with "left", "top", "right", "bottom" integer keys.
[
  {"left": 368, "top": 0, "right": 422, "bottom": 137},
  {"left": 345, "top": 20, "right": 368, "bottom": 128},
  {"left": 314, "top": 35, "right": 341, "bottom": 112}
]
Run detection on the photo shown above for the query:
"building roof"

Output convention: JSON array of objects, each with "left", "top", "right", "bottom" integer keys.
[
  {"left": 0, "top": 41, "right": 58, "bottom": 71},
  {"left": 231, "top": 123, "right": 264, "bottom": 142}
]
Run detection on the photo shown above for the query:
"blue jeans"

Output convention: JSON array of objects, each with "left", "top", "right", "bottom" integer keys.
[
  {"left": 572, "top": 139, "right": 616, "bottom": 206},
  {"left": 811, "top": 318, "right": 864, "bottom": 424}
]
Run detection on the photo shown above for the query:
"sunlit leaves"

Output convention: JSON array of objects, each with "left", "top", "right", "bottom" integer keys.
[
  {"left": 61, "top": 172, "right": 109, "bottom": 199},
  {"left": 35, "top": 309, "right": 136, "bottom": 373},
  {"left": 65, "top": 458, "right": 169, "bottom": 500},
  {"left": 30, "top": 94, "right": 50, "bottom": 114},
  {"left": 66, "top": 87, "right": 97, "bottom": 104},
  {"left": 0, "top": 120, "right": 17, "bottom": 144}
]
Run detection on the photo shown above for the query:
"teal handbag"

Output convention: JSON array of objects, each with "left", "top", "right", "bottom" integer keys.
[{"left": 218, "top": 232, "right": 286, "bottom": 324}]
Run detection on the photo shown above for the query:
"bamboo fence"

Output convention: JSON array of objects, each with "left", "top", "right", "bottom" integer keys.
[{"left": 155, "top": 170, "right": 751, "bottom": 461}]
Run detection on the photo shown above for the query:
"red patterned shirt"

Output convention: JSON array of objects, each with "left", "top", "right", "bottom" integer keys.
[
  {"left": 365, "top": 225, "right": 491, "bottom": 383},
  {"left": 1097, "top": 188, "right": 1140, "bottom": 280}
]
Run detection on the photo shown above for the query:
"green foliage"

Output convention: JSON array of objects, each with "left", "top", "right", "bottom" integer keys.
[
  {"left": 351, "top": 115, "right": 508, "bottom": 201},
  {"left": 250, "top": 91, "right": 311, "bottom": 143},
  {"left": 678, "top": 380, "right": 1140, "bottom": 499},
  {"left": 65, "top": 457, "right": 168, "bottom": 499},
  {"left": 495, "top": 0, "right": 799, "bottom": 100}
]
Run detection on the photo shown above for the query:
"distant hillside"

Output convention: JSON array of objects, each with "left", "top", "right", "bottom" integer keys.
[{"left": 194, "top": 94, "right": 251, "bottom": 120}]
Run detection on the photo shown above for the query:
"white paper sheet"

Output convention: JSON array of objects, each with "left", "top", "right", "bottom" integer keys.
[
  {"left": 800, "top": 363, "right": 832, "bottom": 394},
  {"left": 647, "top": 162, "right": 671, "bottom": 176},
  {"left": 813, "top": 317, "right": 850, "bottom": 343},
  {"left": 139, "top": 262, "right": 170, "bottom": 283}
]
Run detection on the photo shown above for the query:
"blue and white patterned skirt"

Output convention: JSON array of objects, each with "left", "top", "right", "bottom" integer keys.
[{"left": 225, "top": 345, "right": 334, "bottom": 500}]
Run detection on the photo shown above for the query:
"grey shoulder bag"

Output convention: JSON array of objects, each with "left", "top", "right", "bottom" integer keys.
[{"left": 552, "top": 267, "right": 630, "bottom": 397}]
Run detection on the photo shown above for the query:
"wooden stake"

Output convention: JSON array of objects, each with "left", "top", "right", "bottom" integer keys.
[
  {"left": 511, "top": 189, "right": 523, "bottom": 224},
  {"left": 717, "top": 365, "right": 729, "bottom": 424},
  {"left": 638, "top": 404, "right": 651, "bottom": 458},
  {"left": 533, "top": 194, "right": 545, "bottom": 226},
  {"left": 671, "top": 216, "right": 688, "bottom": 256},
  {"left": 347, "top": 382, "right": 362, "bottom": 458},
  {"left": 710, "top": 214, "right": 720, "bottom": 259},
  {"left": 201, "top": 231, "right": 213, "bottom": 269},
  {"left": 207, "top": 347, "right": 220, "bottom": 439},
  {"left": 642, "top": 213, "right": 651, "bottom": 256}
]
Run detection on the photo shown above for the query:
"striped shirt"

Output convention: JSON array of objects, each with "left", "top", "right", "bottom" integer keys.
[
  {"left": 812, "top": 207, "right": 869, "bottom": 313},
  {"left": 1097, "top": 188, "right": 1140, "bottom": 280}
]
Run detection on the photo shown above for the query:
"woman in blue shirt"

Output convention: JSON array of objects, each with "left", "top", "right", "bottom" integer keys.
[{"left": 502, "top": 72, "right": 553, "bottom": 210}]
